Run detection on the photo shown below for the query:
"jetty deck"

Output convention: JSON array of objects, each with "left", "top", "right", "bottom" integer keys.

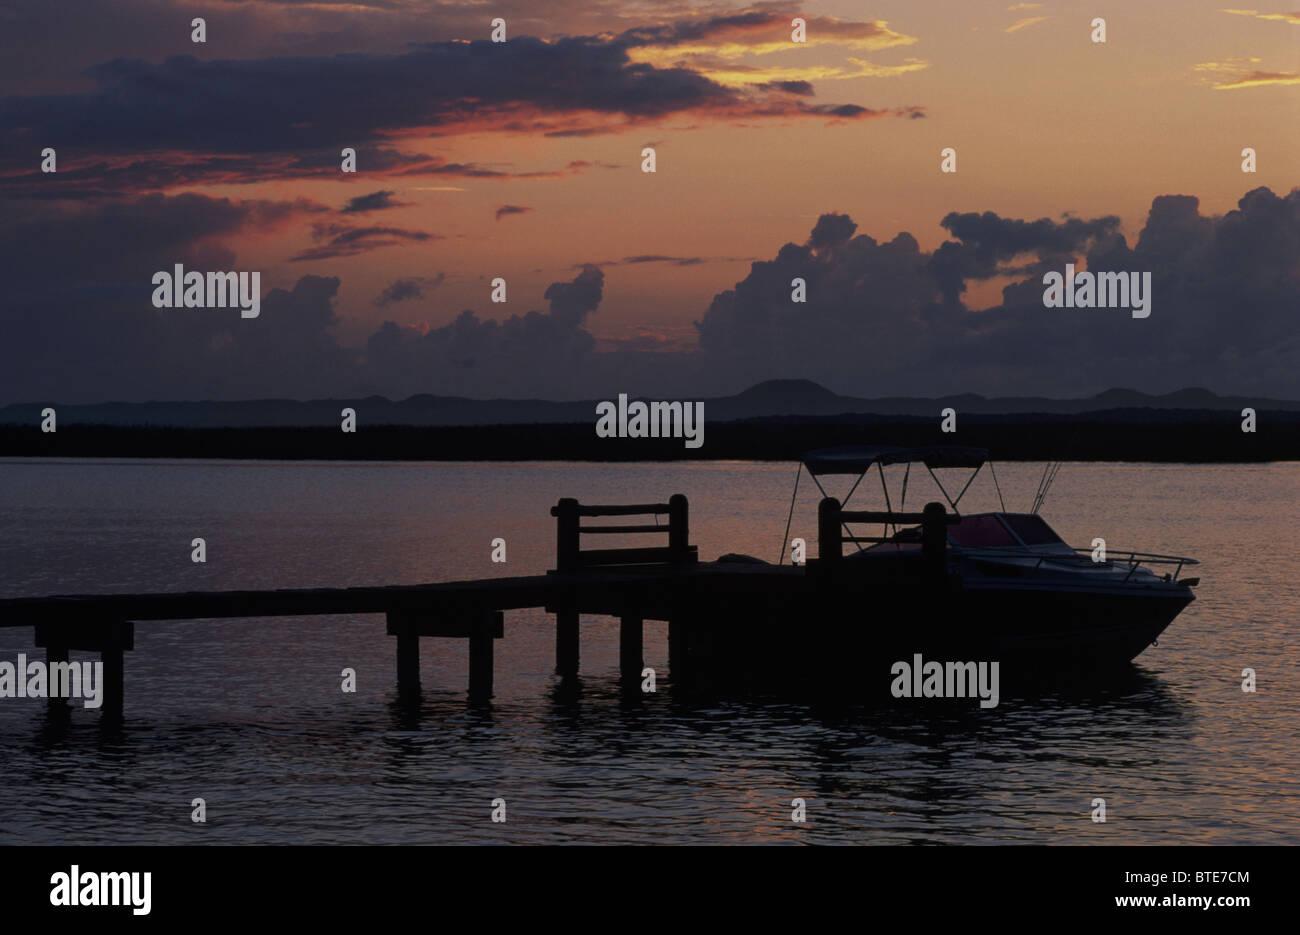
[{"left": 0, "top": 494, "right": 950, "bottom": 717}]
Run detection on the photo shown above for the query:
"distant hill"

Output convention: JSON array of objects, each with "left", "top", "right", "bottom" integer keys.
[{"left": 1, "top": 380, "right": 1297, "bottom": 428}]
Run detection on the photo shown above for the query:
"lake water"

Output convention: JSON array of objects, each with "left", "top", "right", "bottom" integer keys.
[{"left": 0, "top": 458, "right": 1296, "bottom": 844}]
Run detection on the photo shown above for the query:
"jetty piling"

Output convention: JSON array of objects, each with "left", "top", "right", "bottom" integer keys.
[
  {"left": 386, "top": 607, "right": 505, "bottom": 701},
  {"left": 555, "top": 607, "right": 580, "bottom": 678},
  {"left": 620, "top": 606, "right": 643, "bottom": 691},
  {"left": 34, "top": 619, "right": 133, "bottom": 718}
]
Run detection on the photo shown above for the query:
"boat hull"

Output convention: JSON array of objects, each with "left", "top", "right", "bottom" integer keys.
[
  {"left": 918, "top": 580, "right": 1193, "bottom": 665},
  {"left": 675, "top": 562, "right": 1196, "bottom": 692}
]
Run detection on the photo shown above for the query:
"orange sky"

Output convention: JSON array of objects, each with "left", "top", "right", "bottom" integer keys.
[
  {"left": 183, "top": 0, "right": 1298, "bottom": 347},
  {"left": 1, "top": 0, "right": 1296, "bottom": 402}
]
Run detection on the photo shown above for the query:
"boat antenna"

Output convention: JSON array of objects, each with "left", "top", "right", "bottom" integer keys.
[
  {"left": 778, "top": 462, "right": 802, "bottom": 564},
  {"left": 1031, "top": 462, "right": 1048, "bottom": 513},
  {"left": 1042, "top": 462, "right": 1063, "bottom": 511},
  {"left": 1032, "top": 461, "right": 1063, "bottom": 514}
]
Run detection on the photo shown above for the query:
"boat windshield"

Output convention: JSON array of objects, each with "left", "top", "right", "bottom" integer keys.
[
  {"left": 947, "top": 513, "right": 1067, "bottom": 548},
  {"left": 948, "top": 515, "right": 1018, "bottom": 547},
  {"left": 1001, "top": 513, "right": 1065, "bottom": 546}
]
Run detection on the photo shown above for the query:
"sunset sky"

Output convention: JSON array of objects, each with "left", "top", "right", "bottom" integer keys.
[{"left": 1, "top": 0, "right": 1297, "bottom": 403}]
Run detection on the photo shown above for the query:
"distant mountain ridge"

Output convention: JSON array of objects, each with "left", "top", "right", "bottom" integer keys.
[{"left": 1, "top": 380, "right": 1295, "bottom": 428}]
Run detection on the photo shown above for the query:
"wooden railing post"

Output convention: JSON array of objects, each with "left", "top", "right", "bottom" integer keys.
[
  {"left": 554, "top": 498, "right": 579, "bottom": 573},
  {"left": 668, "top": 493, "right": 689, "bottom": 563},
  {"left": 818, "top": 497, "right": 843, "bottom": 566},
  {"left": 922, "top": 501, "right": 948, "bottom": 581}
]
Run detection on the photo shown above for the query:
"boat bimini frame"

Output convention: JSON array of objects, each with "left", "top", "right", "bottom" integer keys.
[
  {"left": 777, "top": 445, "right": 1198, "bottom": 582},
  {"left": 779, "top": 445, "right": 996, "bottom": 563}
]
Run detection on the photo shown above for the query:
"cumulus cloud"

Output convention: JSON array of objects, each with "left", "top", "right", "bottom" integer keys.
[
  {"left": 362, "top": 265, "right": 606, "bottom": 398},
  {"left": 928, "top": 210, "right": 1122, "bottom": 302},
  {"left": 0, "top": 192, "right": 358, "bottom": 402},
  {"left": 696, "top": 186, "right": 1300, "bottom": 397},
  {"left": 3, "top": 187, "right": 1296, "bottom": 404}
]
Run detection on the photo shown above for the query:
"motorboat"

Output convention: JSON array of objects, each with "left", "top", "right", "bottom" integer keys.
[{"left": 777, "top": 445, "right": 1200, "bottom": 668}]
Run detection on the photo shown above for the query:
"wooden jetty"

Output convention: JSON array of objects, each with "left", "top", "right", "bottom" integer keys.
[{"left": 0, "top": 494, "right": 956, "bottom": 718}]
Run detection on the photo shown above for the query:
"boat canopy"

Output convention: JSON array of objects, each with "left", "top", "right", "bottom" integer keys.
[
  {"left": 801, "top": 444, "right": 989, "bottom": 476},
  {"left": 778, "top": 443, "right": 1001, "bottom": 562}
]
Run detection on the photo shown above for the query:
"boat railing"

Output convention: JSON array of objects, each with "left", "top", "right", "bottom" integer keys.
[{"left": 957, "top": 544, "right": 1200, "bottom": 581}]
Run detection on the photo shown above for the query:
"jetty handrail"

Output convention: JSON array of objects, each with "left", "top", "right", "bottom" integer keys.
[
  {"left": 838, "top": 510, "right": 944, "bottom": 524},
  {"left": 563, "top": 502, "right": 672, "bottom": 517},
  {"left": 552, "top": 494, "right": 696, "bottom": 572},
  {"left": 817, "top": 498, "right": 956, "bottom": 577}
]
